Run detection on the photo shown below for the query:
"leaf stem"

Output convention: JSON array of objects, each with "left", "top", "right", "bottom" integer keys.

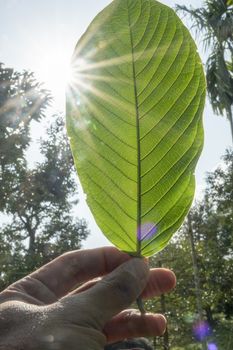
[{"left": 137, "top": 297, "right": 146, "bottom": 314}]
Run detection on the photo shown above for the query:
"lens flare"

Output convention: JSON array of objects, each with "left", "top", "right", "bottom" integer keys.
[
  {"left": 193, "top": 320, "right": 212, "bottom": 341},
  {"left": 207, "top": 343, "right": 218, "bottom": 350},
  {"left": 137, "top": 222, "right": 157, "bottom": 242}
]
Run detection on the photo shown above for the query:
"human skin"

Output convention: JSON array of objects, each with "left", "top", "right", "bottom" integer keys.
[{"left": 0, "top": 247, "right": 176, "bottom": 350}]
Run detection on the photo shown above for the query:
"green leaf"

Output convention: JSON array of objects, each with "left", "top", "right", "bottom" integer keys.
[{"left": 66, "top": 0, "right": 206, "bottom": 257}]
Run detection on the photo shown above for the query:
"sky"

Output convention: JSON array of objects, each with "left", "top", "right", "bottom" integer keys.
[{"left": 0, "top": 0, "right": 232, "bottom": 249}]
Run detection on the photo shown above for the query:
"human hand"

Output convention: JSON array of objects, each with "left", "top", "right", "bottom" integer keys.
[{"left": 0, "top": 247, "right": 176, "bottom": 350}]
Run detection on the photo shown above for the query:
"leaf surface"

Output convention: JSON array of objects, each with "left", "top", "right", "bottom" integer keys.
[{"left": 66, "top": 0, "right": 206, "bottom": 257}]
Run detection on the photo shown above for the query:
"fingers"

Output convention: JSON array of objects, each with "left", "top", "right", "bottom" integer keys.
[
  {"left": 68, "top": 268, "right": 176, "bottom": 299},
  {"left": 103, "top": 309, "right": 167, "bottom": 343},
  {"left": 142, "top": 268, "right": 176, "bottom": 299},
  {"left": 61, "top": 258, "right": 150, "bottom": 329},
  {"left": 29, "top": 247, "right": 131, "bottom": 298}
]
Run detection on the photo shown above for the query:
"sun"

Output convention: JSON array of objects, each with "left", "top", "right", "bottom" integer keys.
[{"left": 33, "top": 43, "right": 73, "bottom": 106}]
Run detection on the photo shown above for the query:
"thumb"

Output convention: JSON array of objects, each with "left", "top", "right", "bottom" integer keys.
[{"left": 64, "top": 258, "right": 149, "bottom": 329}]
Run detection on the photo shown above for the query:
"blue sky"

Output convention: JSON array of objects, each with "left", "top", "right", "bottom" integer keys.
[{"left": 0, "top": 0, "right": 231, "bottom": 248}]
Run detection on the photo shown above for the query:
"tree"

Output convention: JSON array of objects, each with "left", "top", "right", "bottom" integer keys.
[
  {"left": 176, "top": 0, "right": 233, "bottom": 143},
  {"left": 148, "top": 239, "right": 200, "bottom": 349},
  {"left": 0, "top": 63, "right": 51, "bottom": 210},
  {"left": 202, "top": 149, "right": 233, "bottom": 319},
  {"left": 0, "top": 63, "right": 89, "bottom": 289},
  {"left": 177, "top": 151, "right": 233, "bottom": 344},
  {"left": 147, "top": 150, "right": 233, "bottom": 349},
  {"left": 0, "top": 115, "right": 89, "bottom": 288}
]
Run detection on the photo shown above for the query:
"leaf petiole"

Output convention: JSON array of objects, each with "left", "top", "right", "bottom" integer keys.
[{"left": 137, "top": 297, "right": 146, "bottom": 315}]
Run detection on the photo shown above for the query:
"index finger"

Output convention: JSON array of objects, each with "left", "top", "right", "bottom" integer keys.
[{"left": 30, "top": 247, "right": 131, "bottom": 298}]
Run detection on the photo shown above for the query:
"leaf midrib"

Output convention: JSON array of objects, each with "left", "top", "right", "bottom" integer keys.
[{"left": 127, "top": 0, "right": 141, "bottom": 255}]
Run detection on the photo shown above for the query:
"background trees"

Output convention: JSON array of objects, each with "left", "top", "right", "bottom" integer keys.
[
  {"left": 0, "top": 63, "right": 51, "bottom": 210},
  {"left": 0, "top": 63, "right": 89, "bottom": 290},
  {"left": 148, "top": 149, "right": 233, "bottom": 349},
  {"left": 176, "top": 0, "right": 233, "bottom": 143}
]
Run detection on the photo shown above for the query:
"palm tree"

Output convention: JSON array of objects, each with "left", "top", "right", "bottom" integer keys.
[{"left": 176, "top": 0, "right": 233, "bottom": 144}]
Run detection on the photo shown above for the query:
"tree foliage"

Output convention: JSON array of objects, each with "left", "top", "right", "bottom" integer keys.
[
  {"left": 176, "top": 0, "right": 233, "bottom": 143},
  {"left": 148, "top": 149, "right": 233, "bottom": 349},
  {"left": 0, "top": 63, "right": 51, "bottom": 211},
  {"left": 0, "top": 64, "right": 89, "bottom": 290}
]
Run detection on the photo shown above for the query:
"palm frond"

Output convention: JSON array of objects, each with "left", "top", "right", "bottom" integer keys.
[
  {"left": 206, "top": 46, "right": 233, "bottom": 115},
  {"left": 177, "top": 0, "right": 233, "bottom": 141}
]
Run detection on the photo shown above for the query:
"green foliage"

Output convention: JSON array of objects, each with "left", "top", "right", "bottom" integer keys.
[
  {"left": 0, "top": 63, "right": 51, "bottom": 211},
  {"left": 147, "top": 149, "right": 233, "bottom": 349},
  {"left": 66, "top": 0, "right": 205, "bottom": 257},
  {"left": 0, "top": 64, "right": 89, "bottom": 289},
  {"left": 0, "top": 116, "right": 89, "bottom": 288},
  {"left": 176, "top": 0, "right": 233, "bottom": 142}
]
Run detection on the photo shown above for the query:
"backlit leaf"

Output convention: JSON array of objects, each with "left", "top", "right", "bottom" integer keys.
[{"left": 66, "top": 0, "right": 206, "bottom": 257}]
